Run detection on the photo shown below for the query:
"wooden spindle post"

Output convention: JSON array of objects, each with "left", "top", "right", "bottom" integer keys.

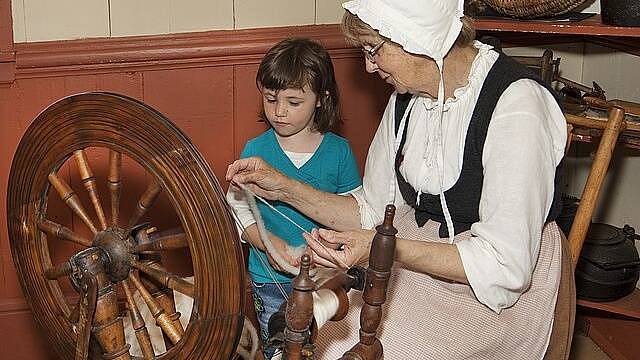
[
  {"left": 342, "top": 204, "right": 397, "bottom": 360},
  {"left": 284, "top": 254, "right": 315, "bottom": 360}
]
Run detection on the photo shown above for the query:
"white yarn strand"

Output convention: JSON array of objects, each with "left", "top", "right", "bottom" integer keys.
[
  {"left": 240, "top": 184, "right": 309, "bottom": 235},
  {"left": 242, "top": 185, "right": 302, "bottom": 276},
  {"left": 225, "top": 195, "right": 290, "bottom": 301}
]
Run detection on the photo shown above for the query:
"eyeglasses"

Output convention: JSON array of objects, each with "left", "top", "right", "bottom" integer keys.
[{"left": 362, "top": 40, "right": 385, "bottom": 63}]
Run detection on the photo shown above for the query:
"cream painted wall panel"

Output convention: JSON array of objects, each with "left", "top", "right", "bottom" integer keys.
[
  {"left": 504, "top": 44, "right": 585, "bottom": 83},
  {"left": 169, "top": 0, "right": 233, "bottom": 33},
  {"left": 581, "top": 0, "right": 600, "bottom": 13},
  {"left": 11, "top": 0, "right": 26, "bottom": 42},
  {"left": 582, "top": 47, "right": 640, "bottom": 102},
  {"left": 23, "top": 0, "right": 109, "bottom": 41},
  {"left": 234, "top": 0, "right": 314, "bottom": 29},
  {"left": 110, "top": 0, "right": 171, "bottom": 37},
  {"left": 316, "top": 0, "right": 345, "bottom": 24}
]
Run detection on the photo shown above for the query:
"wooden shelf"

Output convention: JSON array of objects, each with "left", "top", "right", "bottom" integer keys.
[
  {"left": 577, "top": 289, "right": 640, "bottom": 320},
  {"left": 579, "top": 312, "right": 640, "bottom": 360},
  {"left": 474, "top": 15, "right": 640, "bottom": 67},
  {"left": 473, "top": 15, "right": 640, "bottom": 37}
]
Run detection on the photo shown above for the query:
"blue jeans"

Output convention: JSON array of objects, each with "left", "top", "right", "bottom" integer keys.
[{"left": 252, "top": 281, "right": 293, "bottom": 359}]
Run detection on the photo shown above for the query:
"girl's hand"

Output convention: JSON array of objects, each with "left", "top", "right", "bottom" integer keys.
[
  {"left": 226, "top": 157, "right": 291, "bottom": 201},
  {"left": 304, "top": 228, "right": 376, "bottom": 269},
  {"left": 265, "top": 235, "right": 304, "bottom": 273}
]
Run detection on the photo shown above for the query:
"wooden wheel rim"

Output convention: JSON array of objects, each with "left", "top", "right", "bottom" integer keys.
[{"left": 7, "top": 92, "right": 245, "bottom": 359}]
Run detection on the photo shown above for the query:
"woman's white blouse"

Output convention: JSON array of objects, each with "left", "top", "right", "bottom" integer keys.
[{"left": 351, "top": 42, "right": 567, "bottom": 312}]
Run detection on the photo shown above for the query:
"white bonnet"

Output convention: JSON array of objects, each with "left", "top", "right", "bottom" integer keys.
[{"left": 342, "top": 0, "right": 465, "bottom": 61}]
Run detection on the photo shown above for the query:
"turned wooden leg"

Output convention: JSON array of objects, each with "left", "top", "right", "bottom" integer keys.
[
  {"left": 284, "top": 254, "right": 315, "bottom": 360},
  {"left": 342, "top": 204, "right": 397, "bottom": 360}
]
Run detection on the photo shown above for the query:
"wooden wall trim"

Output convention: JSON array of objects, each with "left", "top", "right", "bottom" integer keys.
[
  {"left": 14, "top": 24, "right": 358, "bottom": 79},
  {"left": 0, "top": 297, "right": 30, "bottom": 313},
  {"left": 0, "top": 0, "right": 15, "bottom": 85}
]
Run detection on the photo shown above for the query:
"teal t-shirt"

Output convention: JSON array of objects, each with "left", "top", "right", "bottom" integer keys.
[{"left": 242, "top": 129, "right": 362, "bottom": 284}]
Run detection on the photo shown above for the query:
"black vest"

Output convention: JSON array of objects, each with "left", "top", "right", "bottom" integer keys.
[{"left": 395, "top": 52, "right": 563, "bottom": 238}]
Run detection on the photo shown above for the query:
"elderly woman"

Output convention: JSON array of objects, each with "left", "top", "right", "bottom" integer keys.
[{"left": 227, "top": 0, "right": 568, "bottom": 358}]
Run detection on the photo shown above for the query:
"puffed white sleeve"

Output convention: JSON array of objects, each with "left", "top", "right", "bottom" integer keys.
[
  {"left": 455, "top": 79, "right": 566, "bottom": 313},
  {"left": 351, "top": 94, "right": 408, "bottom": 229}
]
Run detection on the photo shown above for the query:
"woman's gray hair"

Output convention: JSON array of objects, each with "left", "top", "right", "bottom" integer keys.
[{"left": 341, "top": 11, "right": 476, "bottom": 48}]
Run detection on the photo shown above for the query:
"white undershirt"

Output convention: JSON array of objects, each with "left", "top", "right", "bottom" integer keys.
[
  {"left": 283, "top": 150, "right": 314, "bottom": 168},
  {"left": 351, "top": 41, "right": 567, "bottom": 312}
]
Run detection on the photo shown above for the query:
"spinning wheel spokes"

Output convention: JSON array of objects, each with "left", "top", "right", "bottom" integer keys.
[
  {"left": 74, "top": 149, "right": 108, "bottom": 231},
  {"left": 108, "top": 150, "right": 122, "bottom": 227},
  {"left": 8, "top": 92, "right": 244, "bottom": 360},
  {"left": 131, "top": 259, "right": 194, "bottom": 298},
  {"left": 135, "top": 230, "right": 188, "bottom": 252},
  {"left": 44, "top": 261, "right": 72, "bottom": 280},
  {"left": 129, "top": 272, "right": 183, "bottom": 345},
  {"left": 122, "top": 277, "right": 155, "bottom": 359},
  {"left": 38, "top": 219, "right": 92, "bottom": 247},
  {"left": 48, "top": 171, "right": 99, "bottom": 235},
  {"left": 42, "top": 148, "right": 195, "bottom": 358},
  {"left": 127, "top": 180, "right": 162, "bottom": 230}
]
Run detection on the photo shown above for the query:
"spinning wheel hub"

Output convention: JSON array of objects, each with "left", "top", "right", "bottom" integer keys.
[
  {"left": 91, "top": 227, "right": 136, "bottom": 283},
  {"left": 69, "top": 248, "right": 105, "bottom": 283}
]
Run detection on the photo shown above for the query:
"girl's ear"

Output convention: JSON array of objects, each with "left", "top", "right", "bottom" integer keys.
[{"left": 316, "top": 91, "right": 329, "bottom": 108}]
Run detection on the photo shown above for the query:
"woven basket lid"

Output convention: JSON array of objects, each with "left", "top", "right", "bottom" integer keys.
[{"left": 482, "top": 0, "right": 589, "bottom": 19}]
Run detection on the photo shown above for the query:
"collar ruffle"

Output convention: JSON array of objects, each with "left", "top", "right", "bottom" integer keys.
[{"left": 422, "top": 41, "right": 497, "bottom": 111}]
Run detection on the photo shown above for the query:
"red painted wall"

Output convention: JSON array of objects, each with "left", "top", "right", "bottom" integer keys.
[{"left": 0, "top": 23, "right": 390, "bottom": 358}]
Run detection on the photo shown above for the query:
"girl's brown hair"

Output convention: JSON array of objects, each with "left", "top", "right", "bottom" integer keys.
[{"left": 256, "top": 38, "right": 341, "bottom": 133}]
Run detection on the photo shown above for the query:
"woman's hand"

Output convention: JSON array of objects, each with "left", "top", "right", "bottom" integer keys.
[
  {"left": 226, "top": 157, "right": 291, "bottom": 201},
  {"left": 304, "top": 228, "right": 376, "bottom": 269}
]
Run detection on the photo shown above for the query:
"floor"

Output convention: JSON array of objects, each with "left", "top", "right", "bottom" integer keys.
[{"left": 569, "top": 333, "right": 610, "bottom": 360}]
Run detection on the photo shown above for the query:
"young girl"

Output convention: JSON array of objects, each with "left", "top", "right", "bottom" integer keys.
[{"left": 226, "top": 38, "right": 362, "bottom": 359}]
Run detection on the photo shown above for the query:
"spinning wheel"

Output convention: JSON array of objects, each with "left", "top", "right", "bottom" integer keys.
[{"left": 7, "top": 92, "right": 245, "bottom": 359}]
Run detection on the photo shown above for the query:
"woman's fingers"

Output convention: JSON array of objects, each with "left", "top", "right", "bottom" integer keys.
[
  {"left": 304, "top": 230, "right": 346, "bottom": 269},
  {"left": 312, "top": 228, "right": 343, "bottom": 247},
  {"left": 226, "top": 158, "right": 257, "bottom": 181},
  {"left": 311, "top": 253, "right": 339, "bottom": 268},
  {"left": 239, "top": 179, "right": 277, "bottom": 200},
  {"left": 226, "top": 157, "right": 290, "bottom": 202}
]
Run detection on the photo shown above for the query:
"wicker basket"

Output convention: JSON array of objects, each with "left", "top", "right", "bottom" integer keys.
[{"left": 481, "top": 0, "right": 589, "bottom": 19}]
